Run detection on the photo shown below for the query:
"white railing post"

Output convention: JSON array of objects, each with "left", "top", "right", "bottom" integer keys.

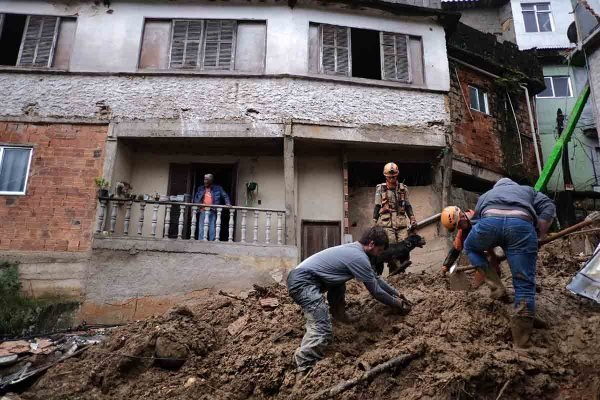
[
  {"left": 96, "top": 200, "right": 107, "bottom": 233},
  {"left": 191, "top": 206, "right": 198, "bottom": 240},
  {"left": 123, "top": 201, "right": 132, "bottom": 235},
  {"left": 164, "top": 204, "right": 171, "bottom": 238},
  {"left": 178, "top": 205, "right": 186, "bottom": 239},
  {"left": 151, "top": 203, "right": 159, "bottom": 237},
  {"left": 265, "top": 211, "right": 272, "bottom": 244},
  {"left": 277, "top": 212, "right": 283, "bottom": 245},
  {"left": 109, "top": 202, "right": 119, "bottom": 234},
  {"left": 216, "top": 207, "right": 223, "bottom": 241},
  {"left": 253, "top": 211, "right": 259, "bottom": 244},
  {"left": 137, "top": 202, "right": 146, "bottom": 236},
  {"left": 202, "top": 208, "right": 210, "bottom": 241},
  {"left": 228, "top": 209, "right": 235, "bottom": 242},
  {"left": 241, "top": 209, "right": 247, "bottom": 243}
]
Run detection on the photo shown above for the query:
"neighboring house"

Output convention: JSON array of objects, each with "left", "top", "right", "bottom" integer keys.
[
  {"left": 445, "top": 0, "right": 600, "bottom": 225},
  {"left": 0, "top": 0, "right": 456, "bottom": 322},
  {"left": 445, "top": 22, "right": 544, "bottom": 207}
]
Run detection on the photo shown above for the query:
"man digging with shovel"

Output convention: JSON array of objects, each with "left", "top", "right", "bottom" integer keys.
[{"left": 462, "top": 178, "right": 555, "bottom": 349}]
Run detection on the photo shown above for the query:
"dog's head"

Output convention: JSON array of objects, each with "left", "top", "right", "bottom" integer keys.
[{"left": 404, "top": 234, "right": 426, "bottom": 249}]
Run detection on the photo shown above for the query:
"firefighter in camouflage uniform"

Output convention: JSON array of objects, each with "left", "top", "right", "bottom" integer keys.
[{"left": 373, "top": 162, "right": 417, "bottom": 275}]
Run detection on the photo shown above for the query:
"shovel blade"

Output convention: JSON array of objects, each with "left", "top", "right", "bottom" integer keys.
[{"left": 449, "top": 270, "right": 471, "bottom": 291}]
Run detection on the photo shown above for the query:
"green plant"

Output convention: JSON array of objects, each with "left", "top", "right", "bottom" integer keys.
[
  {"left": 0, "top": 261, "right": 79, "bottom": 338},
  {"left": 94, "top": 177, "right": 110, "bottom": 189}
]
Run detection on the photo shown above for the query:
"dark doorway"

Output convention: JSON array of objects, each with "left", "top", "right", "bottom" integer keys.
[
  {"left": 301, "top": 220, "right": 341, "bottom": 260},
  {"left": 351, "top": 28, "right": 381, "bottom": 80},
  {"left": 166, "top": 162, "right": 237, "bottom": 240},
  {"left": 0, "top": 14, "right": 27, "bottom": 66}
]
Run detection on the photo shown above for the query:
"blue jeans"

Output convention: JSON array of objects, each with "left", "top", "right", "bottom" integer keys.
[
  {"left": 464, "top": 217, "right": 538, "bottom": 312},
  {"left": 198, "top": 211, "right": 217, "bottom": 241}
]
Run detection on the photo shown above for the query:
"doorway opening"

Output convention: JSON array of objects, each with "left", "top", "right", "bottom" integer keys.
[{"left": 167, "top": 162, "right": 237, "bottom": 240}]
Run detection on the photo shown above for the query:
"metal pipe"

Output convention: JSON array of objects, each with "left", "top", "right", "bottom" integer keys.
[{"left": 521, "top": 85, "right": 543, "bottom": 175}]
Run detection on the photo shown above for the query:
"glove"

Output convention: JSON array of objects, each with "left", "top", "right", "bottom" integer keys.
[
  {"left": 440, "top": 265, "right": 449, "bottom": 274},
  {"left": 392, "top": 297, "right": 411, "bottom": 315}
]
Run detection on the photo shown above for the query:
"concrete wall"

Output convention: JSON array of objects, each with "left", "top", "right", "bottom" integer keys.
[
  {"left": 0, "top": 0, "right": 450, "bottom": 91},
  {"left": 460, "top": 3, "right": 516, "bottom": 44},
  {"left": 511, "top": 0, "right": 574, "bottom": 50},
  {"left": 83, "top": 237, "right": 298, "bottom": 323},
  {"left": 588, "top": 48, "right": 600, "bottom": 135},
  {"left": 537, "top": 64, "right": 599, "bottom": 191}
]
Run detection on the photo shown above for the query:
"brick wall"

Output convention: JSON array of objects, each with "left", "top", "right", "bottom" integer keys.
[
  {"left": 0, "top": 123, "right": 107, "bottom": 252},
  {"left": 449, "top": 61, "right": 539, "bottom": 182}
]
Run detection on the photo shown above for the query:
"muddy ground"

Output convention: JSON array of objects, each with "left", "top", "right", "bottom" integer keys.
[{"left": 17, "top": 240, "right": 600, "bottom": 399}]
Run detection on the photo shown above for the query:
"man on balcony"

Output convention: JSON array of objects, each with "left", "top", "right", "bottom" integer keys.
[{"left": 193, "top": 174, "right": 231, "bottom": 240}]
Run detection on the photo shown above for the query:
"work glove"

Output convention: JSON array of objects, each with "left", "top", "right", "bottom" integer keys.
[{"left": 391, "top": 297, "right": 411, "bottom": 315}]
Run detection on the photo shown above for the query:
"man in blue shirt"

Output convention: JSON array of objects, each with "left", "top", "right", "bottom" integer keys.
[
  {"left": 464, "top": 178, "right": 555, "bottom": 348},
  {"left": 287, "top": 226, "right": 410, "bottom": 372},
  {"left": 193, "top": 174, "right": 231, "bottom": 240}
]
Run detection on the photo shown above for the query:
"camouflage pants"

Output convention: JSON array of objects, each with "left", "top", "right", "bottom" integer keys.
[{"left": 376, "top": 213, "right": 409, "bottom": 275}]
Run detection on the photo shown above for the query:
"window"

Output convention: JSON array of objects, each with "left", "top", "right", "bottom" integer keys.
[
  {"left": 0, "top": 146, "right": 33, "bottom": 195},
  {"left": 537, "top": 76, "right": 572, "bottom": 98},
  {"left": 468, "top": 86, "right": 490, "bottom": 114},
  {"left": 522, "top": 3, "right": 553, "bottom": 32},
  {"left": 0, "top": 14, "right": 76, "bottom": 68},
  {"left": 138, "top": 19, "right": 266, "bottom": 73},
  {"left": 308, "top": 23, "right": 424, "bottom": 84}
]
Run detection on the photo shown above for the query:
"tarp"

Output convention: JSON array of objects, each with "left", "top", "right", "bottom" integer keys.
[{"left": 567, "top": 244, "right": 600, "bottom": 303}]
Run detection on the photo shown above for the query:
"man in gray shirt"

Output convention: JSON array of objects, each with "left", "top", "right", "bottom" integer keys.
[{"left": 286, "top": 226, "right": 410, "bottom": 372}]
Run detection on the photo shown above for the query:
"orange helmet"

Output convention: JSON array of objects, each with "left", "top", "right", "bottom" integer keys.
[
  {"left": 441, "top": 206, "right": 462, "bottom": 232},
  {"left": 383, "top": 162, "right": 399, "bottom": 177}
]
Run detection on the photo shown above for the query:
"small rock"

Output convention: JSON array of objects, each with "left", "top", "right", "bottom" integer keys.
[
  {"left": 260, "top": 298, "right": 279, "bottom": 309},
  {"left": 155, "top": 336, "right": 188, "bottom": 370},
  {"left": 228, "top": 315, "right": 250, "bottom": 336},
  {"left": 184, "top": 377, "right": 197, "bottom": 388}
]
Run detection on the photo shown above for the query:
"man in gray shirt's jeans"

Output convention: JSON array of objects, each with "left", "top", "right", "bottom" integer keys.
[{"left": 286, "top": 226, "right": 410, "bottom": 372}]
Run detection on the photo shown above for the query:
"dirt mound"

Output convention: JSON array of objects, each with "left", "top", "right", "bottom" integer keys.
[{"left": 19, "top": 247, "right": 600, "bottom": 400}]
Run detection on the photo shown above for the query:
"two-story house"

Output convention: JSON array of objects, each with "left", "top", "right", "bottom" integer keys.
[{"left": 0, "top": 0, "right": 457, "bottom": 322}]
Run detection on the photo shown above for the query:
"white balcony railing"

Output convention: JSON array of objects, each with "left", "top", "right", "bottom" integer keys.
[{"left": 96, "top": 198, "right": 286, "bottom": 245}]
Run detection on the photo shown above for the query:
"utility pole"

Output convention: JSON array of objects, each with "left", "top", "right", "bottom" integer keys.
[{"left": 557, "top": 108, "right": 576, "bottom": 226}]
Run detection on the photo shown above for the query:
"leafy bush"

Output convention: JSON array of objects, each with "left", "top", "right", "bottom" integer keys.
[{"left": 0, "top": 261, "right": 79, "bottom": 338}]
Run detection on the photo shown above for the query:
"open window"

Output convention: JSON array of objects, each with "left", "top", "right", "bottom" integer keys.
[
  {"left": 308, "top": 23, "right": 424, "bottom": 85},
  {"left": 139, "top": 19, "right": 266, "bottom": 73},
  {"left": 0, "top": 14, "right": 76, "bottom": 68}
]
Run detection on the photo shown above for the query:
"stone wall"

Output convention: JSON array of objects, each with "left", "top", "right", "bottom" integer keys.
[
  {"left": 0, "top": 122, "right": 107, "bottom": 252},
  {"left": 0, "top": 74, "right": 448, "bottom": 131}
]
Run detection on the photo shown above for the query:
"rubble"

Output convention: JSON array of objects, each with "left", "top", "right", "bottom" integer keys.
[{"left": 7, "top": 242, "right": 600, "bottom": 399}]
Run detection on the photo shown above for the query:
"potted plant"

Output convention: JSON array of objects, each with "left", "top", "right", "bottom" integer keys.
[
  {"left": 115, "top": 181, "right": 132, "bottom": 199},
  {"left": 94, "top": 177, "right": 110, "bottom": 198}
]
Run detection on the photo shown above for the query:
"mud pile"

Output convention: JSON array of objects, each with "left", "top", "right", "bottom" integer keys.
[{"left": 19, "top": 242, "right": 600, "bottom": 400}]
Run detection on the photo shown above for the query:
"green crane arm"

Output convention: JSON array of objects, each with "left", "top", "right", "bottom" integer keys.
[{"left": 534, "top": 84, "right": 591, "bottom": 192}]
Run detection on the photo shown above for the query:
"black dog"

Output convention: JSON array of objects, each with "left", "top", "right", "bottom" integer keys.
[{"left": 370, "top": 233, "right": 427, "bottom": 276}]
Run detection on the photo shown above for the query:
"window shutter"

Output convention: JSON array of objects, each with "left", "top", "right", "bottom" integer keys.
[
  {"left": 202, "top": 20, "right": 236, "bottom": 70},
  {"left": 380, "top": 32, "right": 411, "bottom": 83},
  {"left": 169, "top": 20, "right": 203, "bottom": 69},
  {"left": 320, "top": 24, "right": 350, "bottom": 76},
  {"left": 18, "top": 16, "right": 59, "bottom": 67}
]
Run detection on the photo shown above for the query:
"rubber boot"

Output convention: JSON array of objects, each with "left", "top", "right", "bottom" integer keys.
[
  {"left": 482, "top": 266, "right": 508, "bottom": 302},
  {"left": 532, "top": 315, "right": 549, "bottom": 329},
  {"left": 330, "top": 300, "right": 354, "bottom": 324},
  {"left": 511, "top": 301, "right": 534, "bottom": 348}
]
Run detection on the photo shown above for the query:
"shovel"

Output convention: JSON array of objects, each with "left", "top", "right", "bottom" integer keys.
[{"left": 447, "top": 211, "right": 600, "bottom": 290}]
